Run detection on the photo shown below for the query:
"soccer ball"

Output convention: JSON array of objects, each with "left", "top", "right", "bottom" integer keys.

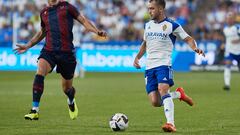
[{"left": 109, "top": 113, "right": 129, "bottom": 131}]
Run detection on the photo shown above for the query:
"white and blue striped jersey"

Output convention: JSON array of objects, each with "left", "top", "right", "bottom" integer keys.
[
  {"left": 143, "top": 18, "right": 189, "bottom": 70},
  {"left": 223, "top": 24, "right": 240, "bottom": 55}
]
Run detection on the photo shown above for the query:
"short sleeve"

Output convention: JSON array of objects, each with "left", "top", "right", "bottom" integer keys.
[
  {"left": 40, "top": 15, "right": 45, "bottom": 29},
  {"left": 173, "top": 25, "right": 189, "bottom": 40},
  {"left": 68, "top": 2, "right": 80, "bottom": 19},
  {"left": 40, "top": 10, "right": 45, "bottom": 29}
]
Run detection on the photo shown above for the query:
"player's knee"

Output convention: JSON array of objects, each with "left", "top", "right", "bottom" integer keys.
[
  {"left": 61, "top": 73, "right": 74, "bottom": 80},
  {"left": 151, "top": 100, "right": 161, "bottom": 107},
  {"left": 158, "top": 87, "right": 168, "bottom": 96},
  {"left": 62, "top": 84, "right": 73, "bottom": 92},
  {"left": 36, "top": 68, "right": 47, "bottom": 76},
  {"left": 151, "top": 102, "right": 160, "bottom": 107},
  {"left": 62, "top": 81, "right": 73, "bottom": 92}
]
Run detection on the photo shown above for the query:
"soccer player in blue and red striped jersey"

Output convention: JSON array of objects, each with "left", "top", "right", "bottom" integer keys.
[{"left": 14, "top": 0, "right": 107, "bottom": 120}]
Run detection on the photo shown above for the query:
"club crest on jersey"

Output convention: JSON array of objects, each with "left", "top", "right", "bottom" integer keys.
[{"left": 162, "top": 24, "right": 167, "bottom": 31}]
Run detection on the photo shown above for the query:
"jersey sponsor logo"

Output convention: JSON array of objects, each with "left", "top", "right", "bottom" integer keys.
[{"left": 146, "top": 32, "right": 168, "bottom": 40}]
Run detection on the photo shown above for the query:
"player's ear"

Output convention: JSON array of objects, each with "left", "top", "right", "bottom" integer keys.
[{"left": 158, "top": 5, "right": 164, "bottom": 12}]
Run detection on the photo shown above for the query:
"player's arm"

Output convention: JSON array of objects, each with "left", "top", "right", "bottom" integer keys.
[
  {"left": 184, "top": 36, "right": 205, "bottom": 57},
  {"left": 76, "top": 14, "right": 107, "bottom": 37},
  {"left": 173, "top": 25, "right": 205, "bottom": 57},
  {"left": 232, "top": 25, "right": 240, "bottom": 44},
  {"left": 232, "top": 39, "right": 240, "bottom": 44},
  {"left": 14, "top": 28, "right": 46, "bottom": 54},
  {"left": 133, "top": 41, "right": 146, "bottom": 69},
  {"left": 67, "top": 2, "right": 107, "bottom": 37}
]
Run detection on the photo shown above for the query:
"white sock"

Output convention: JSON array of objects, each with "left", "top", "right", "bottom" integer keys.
[
  {"left": 162, "top": 94, "right": 174, "bottom": 126},
  {"left": 67, "top": 98, "right": 74, "bottom": 105},
  {"left": 224, "top": 67, "right": 231, "bottom": 86},
  {"left": 32, "top": 107, "right": 39, "bottom": 112},
  {"left": 170, "top": 91, "right": 181, "bottom": 99}
]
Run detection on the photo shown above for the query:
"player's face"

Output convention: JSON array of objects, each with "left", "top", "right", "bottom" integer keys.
[
  {"left": 226, "top": 15, "right": 235, "bottom": 25},
  {"left": 147, "top": 1, "right": 164, "bottom": 20},
  {"left": 48, "top": 0, "right": 59, "bottom": 6}
]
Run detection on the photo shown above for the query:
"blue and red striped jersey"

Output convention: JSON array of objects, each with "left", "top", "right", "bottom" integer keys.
[{"left": 40, "top": 1, "right": 79, "bottom": 52}]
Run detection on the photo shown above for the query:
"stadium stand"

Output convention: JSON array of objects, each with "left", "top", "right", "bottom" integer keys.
[{"left": 0, "top": 0, "right": 239, "bottom": 47}]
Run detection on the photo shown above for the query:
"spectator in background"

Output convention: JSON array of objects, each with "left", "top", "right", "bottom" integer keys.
[
  {"left": 1, "top": 0, "right": 239, "bottom": 45},
  {"left": 194, "top": 18, "right": 209, "bottom": 41},
  {"left": 121, "top": 19, "right": 139, "bottom": 41}
]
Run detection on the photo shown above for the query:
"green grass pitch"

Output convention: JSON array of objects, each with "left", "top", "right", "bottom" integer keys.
[{"left": 0, "top": 71, "right": 240, "bottom": 135}]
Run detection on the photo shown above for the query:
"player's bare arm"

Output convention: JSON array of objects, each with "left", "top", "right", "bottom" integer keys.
[
  {"left": 133, "top": 41, "right": 146, "bottom": 69},
  {"left": 14, "top": 28, "right": 46, "bottom": 54},
  {"left": 232, "top": 39, "right": 240, "bottom": 44},
  {"left": 184, "top": 36, "right": 205, "bottom": 57},
  {"left": 76, "top": 13, "right": 107, "bottom": 37}
]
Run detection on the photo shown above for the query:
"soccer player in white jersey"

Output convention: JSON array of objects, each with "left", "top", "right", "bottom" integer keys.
[
  {"left": 133, "top": 0, "right": 205, "bottom": 132},
  {"left": 222, "top": 12, "right": 240, "bottom": 90}
]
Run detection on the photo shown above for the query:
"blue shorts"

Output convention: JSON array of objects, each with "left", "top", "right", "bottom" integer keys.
[
  {"left": 145, "top": 66, "right": 174, "bottom": 94},
  {"left": 225, "top": 53, "right": 240, "bottom": 62},
  {"left": 38, "top": 50, "right": 77, "bottom": 80}
]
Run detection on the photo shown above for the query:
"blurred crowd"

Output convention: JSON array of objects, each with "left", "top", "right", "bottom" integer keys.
[
  {"left": 193, "top": 0, "right": 240, "bottom": 42},
  {"left": 0, "top": 0, "right": 239, "bottom": 46}
]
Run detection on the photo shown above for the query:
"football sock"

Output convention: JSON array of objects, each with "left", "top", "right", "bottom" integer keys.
[
  {"left": 65, "top": 87, "right": 75, "bottom": 105},
  {"left": 224, "top": 66, "right": 231, "bottom": 86},
  {"left": 32, "top": 74, "right": 44, "bottom": 112},
  {"left": 162, "top": 93, "right": 174, "bottom": 126},
  {"left": 169, "top": 90, "right": 181, "bottom": 99}
]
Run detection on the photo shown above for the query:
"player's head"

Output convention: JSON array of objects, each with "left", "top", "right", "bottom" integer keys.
[
  {"left": 148, "top": 0, "right": 166, "bottom": 20},
  {"left": 48, "top": 0, "right": 59, "bottom": 6},
  {"left": 226, "top": 12, "right": 236, "bottom": 25}
]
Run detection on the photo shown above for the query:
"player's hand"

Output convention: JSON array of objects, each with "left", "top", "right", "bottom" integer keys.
[
  {"left": 97, "top": 30, "right": 107, "bottom": 37},
  {"left": 133, "top": 57, "right": 141, "bottom": 69},
  {"left": 13, "top": 44, "right": 29, "bottom": 54},
  {"left": 194, "top": 48, "right": 205, "bottom": 57}
]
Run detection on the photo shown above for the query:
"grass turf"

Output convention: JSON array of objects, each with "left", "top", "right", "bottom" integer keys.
[{"left": 0, "top": 71, "right": 240, "bottom": 135}]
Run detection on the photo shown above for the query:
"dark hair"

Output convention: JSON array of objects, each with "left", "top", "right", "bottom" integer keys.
[{"left": 149, "top": 0, "right": 166, "bottom": 9}]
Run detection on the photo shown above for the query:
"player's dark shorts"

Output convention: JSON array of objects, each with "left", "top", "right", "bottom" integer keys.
[
  {"left": 145, "top": 66, "right": 174, "bottom": 94},
  {"left": 38, "top": 50, "right": 77, "bottom": 80}
]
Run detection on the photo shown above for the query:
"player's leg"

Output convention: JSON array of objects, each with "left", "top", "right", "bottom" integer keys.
[
  {"left": 145, "top": 68, "right": 162, "bottom": 107},
  {"left": 158, "top": 83, "right": 176, "bottom": 132},
  {"left": 174, "top": 87, "right": 194, "bottom": 106},
  {"left": 146, "top": 68, "right": 193, "bottom": 107},
  {"left": 238, "top": 60, "right": 240, "bottom": 71},
  {"left": 25, "top": 58, "right": 53, "bottom": 120},
  {"left": 148, "top": 91, "right": 162, "bottom": 107},
  {"left": 224, "top": 60, "right": 232, "bottom": 90},
  {"left": 61, "top": 77, "right": 78, "bottom": 120},
  {"left": 235, "top": 54, "right": 240, "bottom": 71},
  {"left": 155, "top": 66, "right": 176, "bottom": 132},
  {"left": 57, "top": 53, "right": 78, "bottom": 119},
  {"left": 148, "top": 88, "right": 193, "bottom": 106}
]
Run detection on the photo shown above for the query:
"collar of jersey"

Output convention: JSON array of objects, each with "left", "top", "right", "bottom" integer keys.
[{"left": 153, "top": 17, "right": 167, "bottom": 24}]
